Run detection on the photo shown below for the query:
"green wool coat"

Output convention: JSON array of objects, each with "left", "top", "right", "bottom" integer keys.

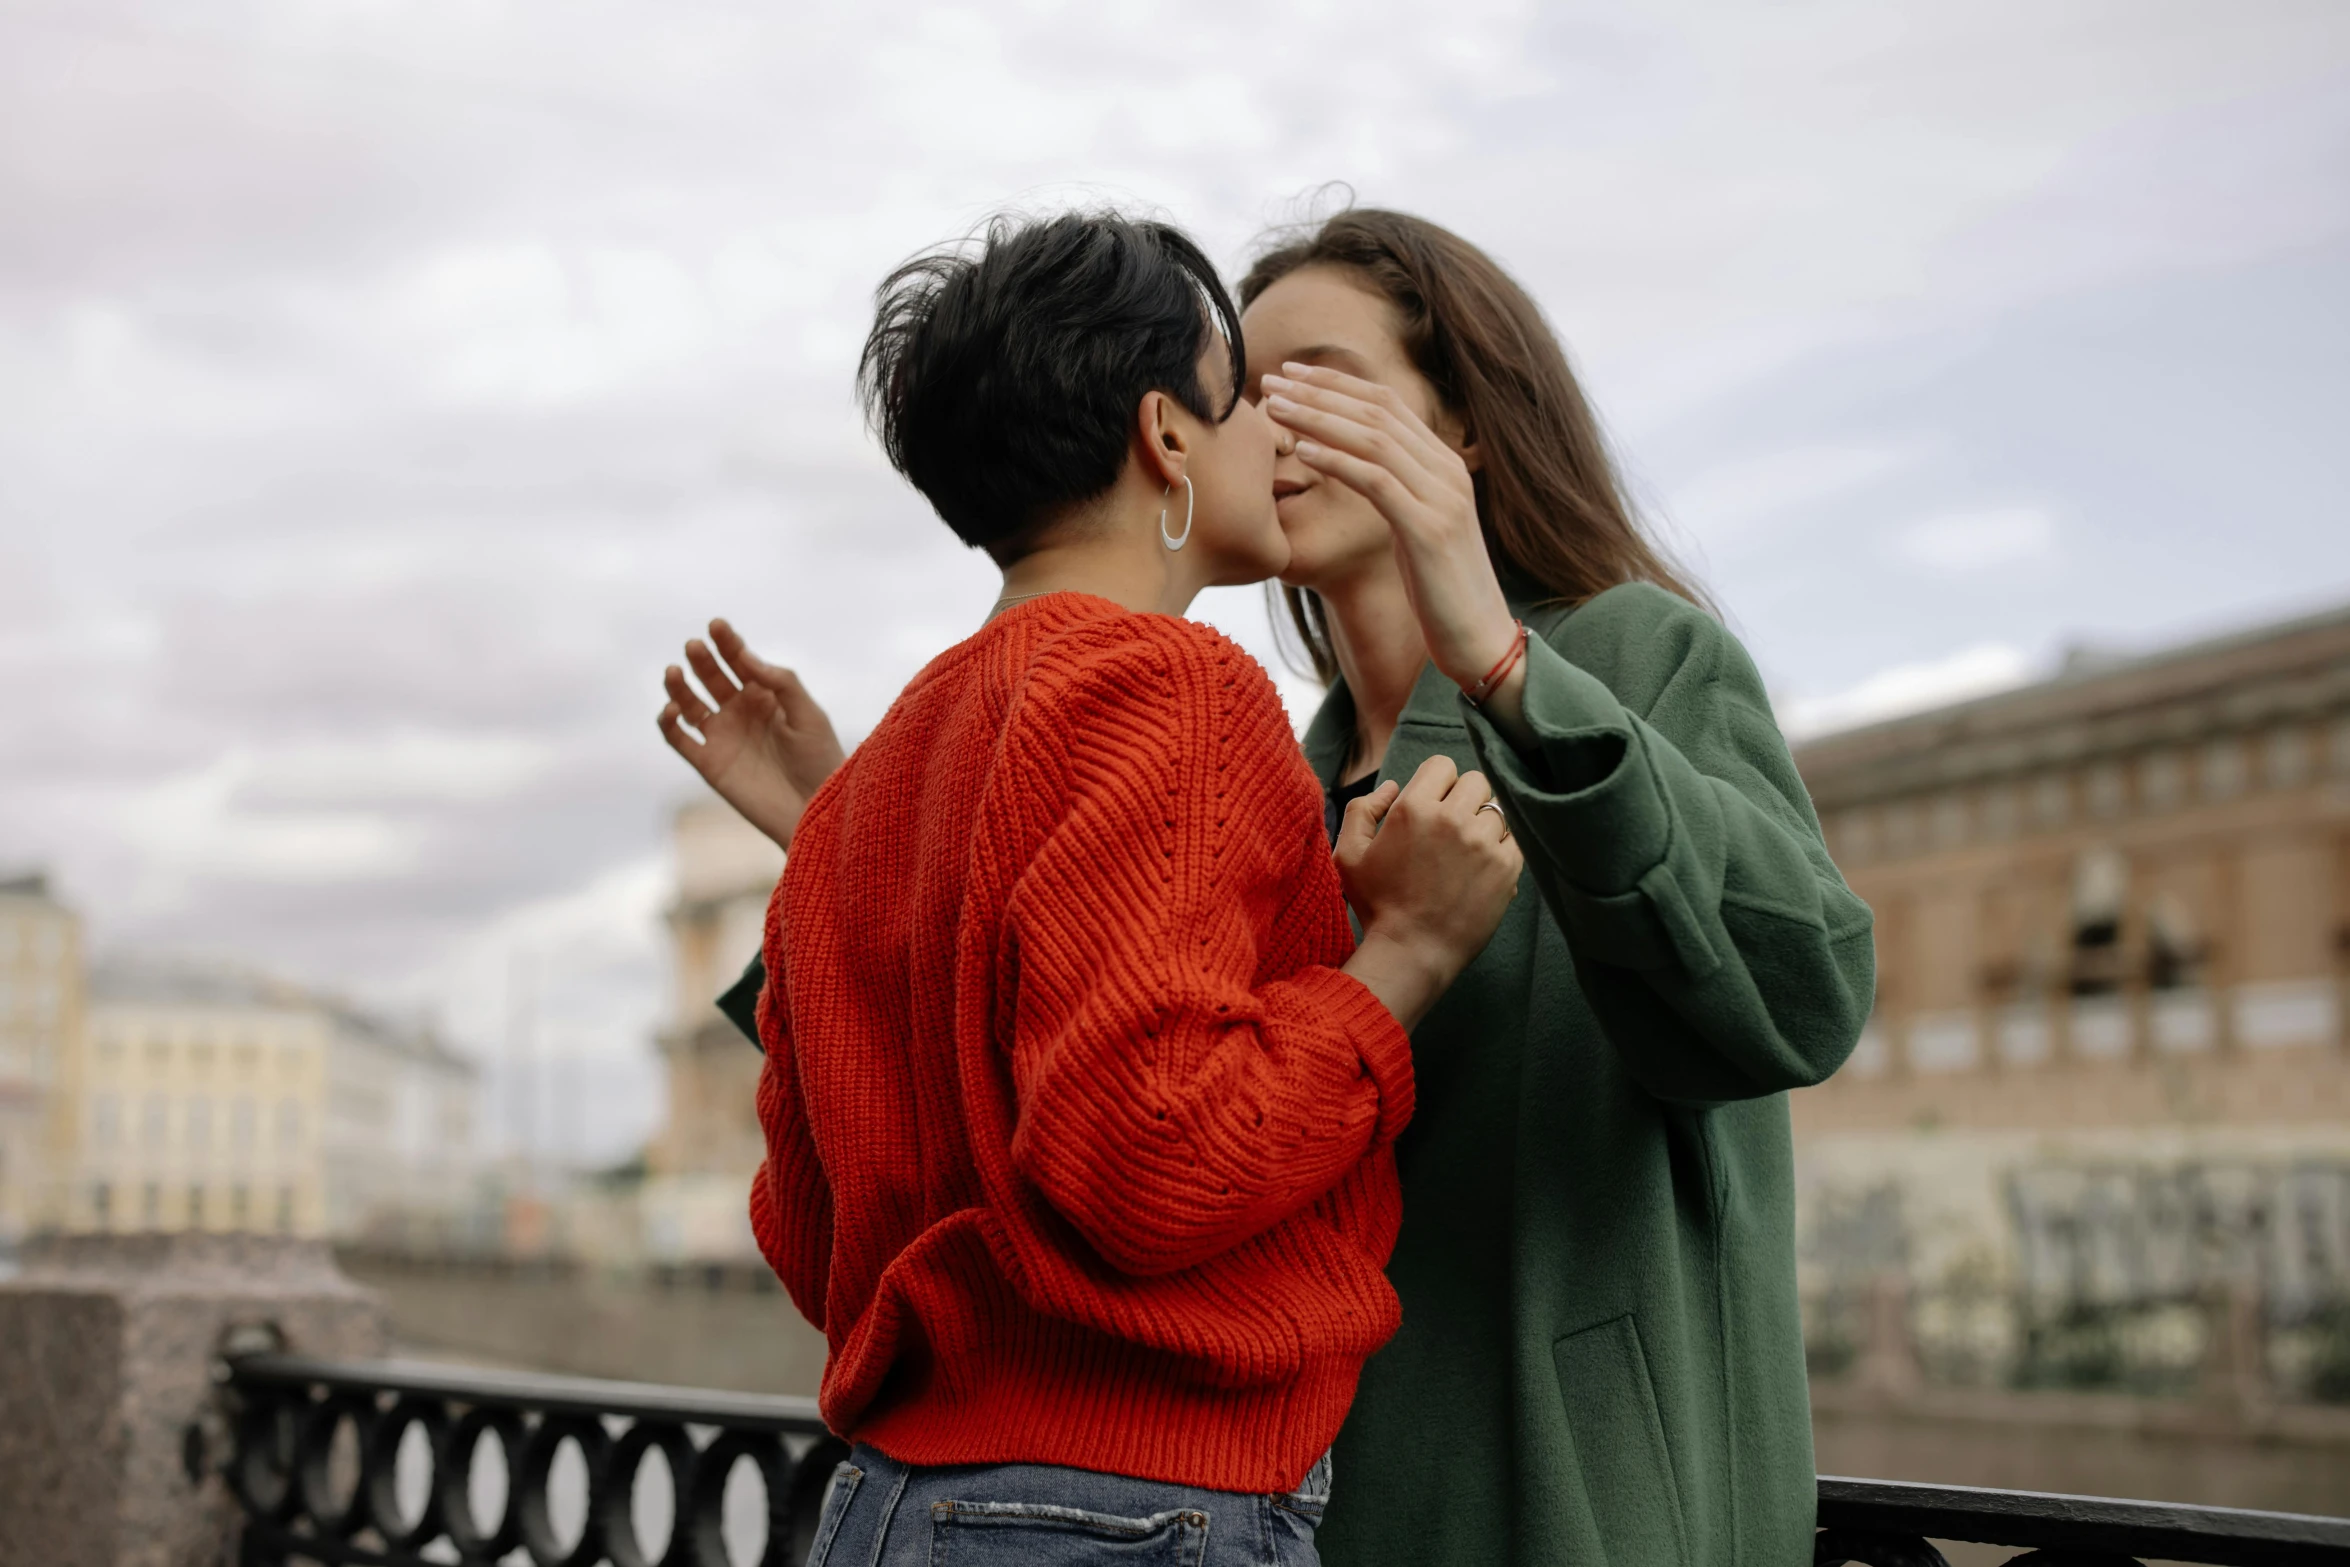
[
  {"left": 717, "top": 582, "right": 1873, "bottom": 1567},
  {"left": 1307, "top": 582, "right": 1874, "bottom": 1567}
]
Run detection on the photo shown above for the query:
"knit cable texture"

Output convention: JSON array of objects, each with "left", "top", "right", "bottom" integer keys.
[{"left": 748, "top": 593, "right": 1414, "bottom": 1494}]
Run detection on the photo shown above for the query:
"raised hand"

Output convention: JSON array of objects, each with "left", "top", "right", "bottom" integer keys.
[
  {"left": 658, "top": 619, "right": 846, "bottom": 851},
  {"left": 1262, "top": 363, "right": 1531, "bottom": 734}
]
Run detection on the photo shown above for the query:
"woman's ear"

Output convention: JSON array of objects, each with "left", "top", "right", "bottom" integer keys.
[
  {"left": 1135, "top": 388, "right": 1191, "bottom": 487},
  {"left": 1419, "top": 389, "right": 1475, "bottom": 472},
  {"left": 1435, "top": 401, "right": 1482, "bottom": 474}
]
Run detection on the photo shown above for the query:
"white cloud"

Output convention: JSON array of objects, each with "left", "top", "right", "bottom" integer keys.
[
  {"left": 1779, "top": 642, "right": 2037, "bottom": 740},
  {"left": 122, "top": 755, "right": 424, "bottom": 889},
  {"left": 107, "top": 732, "right": 551, "bottom": 900},
  {"left": 1664, "top": 442, "right": 1924, "bottom": 550},
  {"left": 1895, "top": 506, "right": 2060, "bottom": 572},
  {"left": 246, "top": 730, "right": 554, "bottom": 805}
]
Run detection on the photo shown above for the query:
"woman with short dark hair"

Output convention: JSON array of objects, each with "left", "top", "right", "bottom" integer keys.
[{"left": 660, "top": 211, "right": 1521, "bottom": 1567}]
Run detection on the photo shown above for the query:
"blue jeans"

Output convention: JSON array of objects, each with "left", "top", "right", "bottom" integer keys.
[{"left": 804, "top": 1444, "right": 1333, "bottom": 1567}]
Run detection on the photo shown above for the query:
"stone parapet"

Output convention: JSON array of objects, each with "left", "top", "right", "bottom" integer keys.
[{"left": 0, "top": 1232, "right": 386, "bottom": 1567}]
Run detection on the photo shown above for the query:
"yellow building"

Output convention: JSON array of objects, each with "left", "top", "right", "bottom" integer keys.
[
  {"left": 640, "top": 793, "right": 782, "bottom": 1260},
  {"left": 0, "top": 873, "right": 80, "bottom": 1248},
  {"left": 66, "top": 961, "right": 332, "bottom": 1236}
]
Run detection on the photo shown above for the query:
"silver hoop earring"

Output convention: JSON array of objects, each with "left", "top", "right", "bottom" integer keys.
[{"left": 1159, "top": 475, "right": 1195, "bottom": 552}]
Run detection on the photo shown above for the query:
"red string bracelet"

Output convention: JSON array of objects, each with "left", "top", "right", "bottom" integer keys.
[{"left": 1461, "top": 620, "right": 1527, "bottom": 706}]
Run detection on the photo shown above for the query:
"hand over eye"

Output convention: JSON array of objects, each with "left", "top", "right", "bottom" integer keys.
[{"left": 1262, "top": 363, "right": 1525, "bottom": 717}]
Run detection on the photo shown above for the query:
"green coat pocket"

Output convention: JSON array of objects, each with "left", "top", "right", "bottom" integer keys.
[{"left": 1554, "top": 1314, "right": 1691, "bottom": 1567}]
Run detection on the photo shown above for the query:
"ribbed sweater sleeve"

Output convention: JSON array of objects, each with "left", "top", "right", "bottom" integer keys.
[
  {"left": 748, "top": 916, "right": 832, "bottom": 1330},
  {"left": 998, "top": 619, "right": 1414, "bottom": 1278}
]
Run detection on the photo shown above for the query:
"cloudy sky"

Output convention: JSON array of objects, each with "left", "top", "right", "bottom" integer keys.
[{"left": 4, "top": 0, "right": 2346, "bottom": 1163}]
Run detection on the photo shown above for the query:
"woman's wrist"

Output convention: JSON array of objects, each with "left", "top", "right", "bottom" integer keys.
[
  {"left": 1343, "top": 922, "right": 1457, "bottom": 1034},
  {"left": 1458, "top": 620, "right": 1527, "bottom": 705},
  {"left": 1436, "top": 610, "right": 1516, "bottom": 690},
  {"left": 1473, "top": 656, "right": 1536, "bottom": 750}
]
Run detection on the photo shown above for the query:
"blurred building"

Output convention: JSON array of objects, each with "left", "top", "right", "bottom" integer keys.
[
  {"left": 640, "top": 794, "right": 782, "bottom": 1260},
  {"left": 55, "top": 957, "right": 479, "bottom": 1239},
  {"left": 66, "top": 960, "right": 331, "bottom": 1236},
  {"left": 0, "top": 873, "right": 80, "bottom": 1248},
  {"left": 320, "top": 1003, "right": 481, "bottom": 1240},
  {"left": 1791, "top": 602, "right": 2350, "bottom": 1387}
]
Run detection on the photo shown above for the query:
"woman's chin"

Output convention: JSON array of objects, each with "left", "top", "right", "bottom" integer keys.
[
  {"left": 1236, "top": 544, "right": 1293, "bottom": 587},
  {"left": 1276, "top": 542, "right": 1371, "bottom": 595}
]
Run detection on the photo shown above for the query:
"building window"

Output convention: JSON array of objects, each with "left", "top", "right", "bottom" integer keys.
[
  {"left": 92, "top": 1093, "right": 121, "bottom": 1149},
  {"left": 2031, "top": 775, "right": 2069, "bottom": 829},
  {"left": 142, "top": 1182, "right": 161, "bottom": 1226},
  {"left": 276, "top": 1187, "right": 296, "bottom": 1234},
  {"left": 1884, "top": 803, "right": 1919, "bottom": 856},
  {"left": 2202, "top": 738, "right": 2247, "bottom": 801},
  {"left": 2141, "top": 750, "right": 2184, "bottom": 811},
  {"left": 2147, "top": 892, "right": 2206, "bottom": 991},
  {"left": 141, "top": 1094, "right": 169, "bottom": 1150},
  {"left": 186, "top": 1097, "right": 212, "bottom": 1153},
  {"left": 1981, "top": 786, "right": 2020, "bottom": 840},
  {"left": 230, "top": 1185, "right": 250, "bottom": 1228},
  {"left": 2086, "top": 764, "right": 2126, "bottom": 820},
  {"left": 92, "top": 1182, "right": 112, "bottom": 1228},
  {"left": 2069, "top": 845, "right": 2129, "bottom": 996},
  {"left": 277, "top": 1099, "right": 303, "bottom": 1152},
  {"left": 231, "top": 1097, "right": 257, "bottom": 1154},
  {"left": 2266, "top": 726, "right": 2312, "bottom": 789},
  {"left": 188, "top": 1186, "right": 206, "bottom": 1228}
]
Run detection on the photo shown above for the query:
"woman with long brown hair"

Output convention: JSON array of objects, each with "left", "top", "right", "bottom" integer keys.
[{"left": 1238, "top": 210, "right": 1873, "bottom": 1567}]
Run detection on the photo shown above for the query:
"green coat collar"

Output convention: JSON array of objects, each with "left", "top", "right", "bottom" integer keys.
[{"left": 1297, "top": 592, "right": 1570, "bottom": 786}]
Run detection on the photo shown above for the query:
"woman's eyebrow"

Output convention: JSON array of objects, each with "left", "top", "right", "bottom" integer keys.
[{"left": 1284, "top": 345, "right": 1372, "bottom": 374}]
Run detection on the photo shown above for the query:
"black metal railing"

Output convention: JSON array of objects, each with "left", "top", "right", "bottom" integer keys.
[
  {"left": 1815, "top": 1475, "right": 2350, "bottom": 1566},
  {"left": 222, "top": 1353, "right": 842, "bottom": 1566},
  {"left": 220, "top": 1354, "right": 2350, "bottom": 1567}
]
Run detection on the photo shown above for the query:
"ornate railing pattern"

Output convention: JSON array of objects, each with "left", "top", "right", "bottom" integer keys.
[
  {"left": 221, "top": 1354, "right": 2350, "bottom": 1567},
  {"left": 223, "top": 1353, "right": 842, "bottom": 1566}
]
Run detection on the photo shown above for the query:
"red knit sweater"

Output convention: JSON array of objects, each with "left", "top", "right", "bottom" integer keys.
[{"left": 748, "top": 593, "right": 1414, "bottom": 1493}]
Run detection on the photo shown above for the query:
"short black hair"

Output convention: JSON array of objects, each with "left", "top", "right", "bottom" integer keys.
[{"left": 857, "top": 211, "right": 1246, "bottom": 559}]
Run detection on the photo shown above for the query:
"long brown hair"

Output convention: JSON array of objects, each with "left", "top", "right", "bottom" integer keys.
[{"left": 1240, "top": 208, "right": 1707, "bottom": 682}]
